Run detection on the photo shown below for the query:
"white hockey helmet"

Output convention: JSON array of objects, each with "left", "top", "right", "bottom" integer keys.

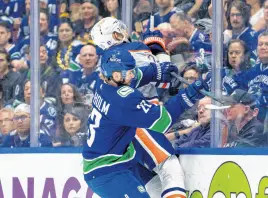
[{"left": 91, "top": 17, "right": 129, "bottom": 50}]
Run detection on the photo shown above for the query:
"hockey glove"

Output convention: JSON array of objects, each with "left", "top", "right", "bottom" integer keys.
[
  {"left": 161, "top": 62, "right": 179, "bottom": 82},
  {"left": 185, "top": 78, "right": 210, "bottom": 101},
  {"left": 143, "top": 29, "right": 167, "bottom": 55}
]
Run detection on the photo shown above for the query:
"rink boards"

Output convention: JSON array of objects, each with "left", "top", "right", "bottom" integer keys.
[{"left": 0, "top": 148, "right": 267, "bottom": 198}]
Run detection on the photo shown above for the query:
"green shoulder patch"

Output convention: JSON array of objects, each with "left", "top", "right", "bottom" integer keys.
[{"left": 117, "top": 86, "right": 134, "bottom": 97}]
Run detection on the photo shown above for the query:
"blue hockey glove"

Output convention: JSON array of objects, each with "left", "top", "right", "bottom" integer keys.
[
  {"left": 185, "top": 78, "right": 210, "bottom": 101},
  {"left": 152, "top": 62, "right": 178, "bottom": 82},
  {"left": 143, "top": 29, "right": 166, "bottom": 55},
  {"left": 161, "top": 62, "right": 179, "bottom": 82}
]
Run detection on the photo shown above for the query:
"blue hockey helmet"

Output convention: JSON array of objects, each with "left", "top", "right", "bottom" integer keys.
[{"left": 100, "top": 49, "right": 136, "bottom": 79}]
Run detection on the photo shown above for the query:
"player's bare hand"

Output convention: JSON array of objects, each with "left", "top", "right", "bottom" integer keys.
[{"left": 165, "top": 133, "right": 176, "bottom": 141}]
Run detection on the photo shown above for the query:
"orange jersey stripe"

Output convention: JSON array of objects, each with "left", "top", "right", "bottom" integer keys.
[
  {"left": 136, "top": 128, "right": 168, "bottom": 164},
  {"left": 162, "top": 83, "right": 168, "bottom": 89},
  {"left": 150, "top": 100, "right": 160, "bottom": 105}
]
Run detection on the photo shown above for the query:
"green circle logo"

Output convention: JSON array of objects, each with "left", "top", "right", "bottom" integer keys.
[{"left": 208, "top": 161, "right": 252, "bottom": 198}]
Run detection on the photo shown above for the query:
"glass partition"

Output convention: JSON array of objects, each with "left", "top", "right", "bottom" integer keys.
[
  {"left": 130, "top": 0, "right": 268, "bottom": 149},
  {"left": 1, "top": 0, "right": 267, "bottom": 149}
]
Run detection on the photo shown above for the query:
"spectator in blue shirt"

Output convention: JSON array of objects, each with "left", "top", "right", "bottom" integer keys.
[
  {"left": 0, "top": 108, "right": 15, "bottom": 146},
  {"left": 166, "top": 96, "right": 211, "bottom": 148},
  {"left": 224, "top": 0, "right": 258, "bottom": 62},
  {"left": 2, "top": 103, "right": 53, "bottom": 147}
]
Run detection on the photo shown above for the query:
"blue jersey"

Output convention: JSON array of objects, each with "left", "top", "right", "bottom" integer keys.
[
  {"left": 47, "top": 0, "right": 59, "bottom": 34},
  {"left": 243, "top": 63, "right": 268, "bottom": 96},
  {"left": 17, "top": 15, "right": 29, "bottom": 42},
  {"left": 2, "top": 129, "right": 52, "bottom": 147},
  {"left": 232, "top": 27, "right": 258, "bottom": 62},
  {"left": 40, "top": 101, "right": 57, "bottom": 137},
  {"left": 190, "top": 29, "right": 212, "bottom": 53},
  {"left": 56, "top": 40, "right": 84, "bottom": 71},
  {"left": 0, "top": 0, "right": 22, "bottom": 19},
  {"left": 83, "top": 68, "right": 196, "bottom": 181},
  {"left": 226, "top": 62, "right": 268, "bottom": 98},
  {"left": 17, "top": 33, "right": 58, "bottom": 58},
  {"left": 6, "top": 44, "right": 21, "bottom": 60},
  {"left": 221, "top": 68, "right": 247, "bottom": 95},
  {"left": 61, "top": 68, "right": 99, "bottom": 106},
  {"left": 147, "top": 7, "right": 181, "bottom": 29}
]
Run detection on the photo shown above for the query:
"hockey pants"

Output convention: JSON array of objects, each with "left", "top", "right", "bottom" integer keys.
[{"left": 132, "top": 128, "right": 186, "bottom": 198}]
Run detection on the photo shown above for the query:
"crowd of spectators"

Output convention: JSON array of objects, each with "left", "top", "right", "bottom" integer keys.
[{"left": 0, "top": 0, "right": 267, "bottom": 148}]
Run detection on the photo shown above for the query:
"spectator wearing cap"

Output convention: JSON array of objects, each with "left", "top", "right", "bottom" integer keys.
[
  {"left": 2, "top": 103, "right": 31, "bottom": 147},
  {"left": 166, "top": 96, "right": 211, "bottom": 148},
  {"left": 55, "top": 104, "right": 88, "bottom": 147},
  {"left": 2, "top": 103, "right": 53, "bottom": 147},
  {"left": 0, "top": 48, "right": 21, "bottom": 107},
  {"left": 222, "top": 89, "right": 266, "bottom": 147},
  {"left": 168, "top": 12, "right": 211, "bottom": 57},
  {"left": 224, "top": 1, "right": 259, "bottom": 62}
]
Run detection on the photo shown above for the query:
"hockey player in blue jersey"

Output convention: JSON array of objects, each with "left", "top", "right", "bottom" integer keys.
[
  {"left": 83, "top": 49, "right": 208, "bottom": 197},
  {"left": 90, "top": 16, "right": 194, "bottom": 198}
]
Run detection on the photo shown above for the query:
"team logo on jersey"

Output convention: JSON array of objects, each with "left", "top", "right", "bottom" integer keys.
[
  {"left": 137, "top": 185, "right": 146, "bottom": 193},
  {"left": 15, "top": 85, "right": 20, "bottom": 96},
  {"left": 117, "top": 86, "right": 134, "bottom": 97},
  {"left": 48, "top": 107, "right": 56, "bottom": 117}
]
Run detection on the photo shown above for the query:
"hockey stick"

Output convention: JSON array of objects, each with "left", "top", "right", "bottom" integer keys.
[
  {"left": 205, "top": 104, "right": 231, "bottom": 110},
  {"left": 170, "top": 72, "right": 225, "bottom": 104}
]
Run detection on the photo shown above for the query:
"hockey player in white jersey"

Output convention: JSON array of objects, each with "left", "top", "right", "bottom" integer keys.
[{"left": 91, "top": 17, "right": 187, "bottom": 198}]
